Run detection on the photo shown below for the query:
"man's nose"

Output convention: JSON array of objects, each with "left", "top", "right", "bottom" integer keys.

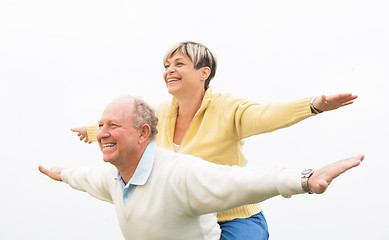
[{"left": 97, "top": 126, "right": 109, "bottom": 140}]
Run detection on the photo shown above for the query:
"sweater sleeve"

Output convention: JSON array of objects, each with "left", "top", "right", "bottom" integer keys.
[
  {"left": 87, "top": 124, "right": 99, "bottom": 142},
  {"left": 61, "top": 166, "right": 114, "bottom": 203},
  {"left": 222, "top": 96, "right": 314, "bottom": 139},
  {"left": 183, "top": 157, "right": 305, "bottom": 216}
]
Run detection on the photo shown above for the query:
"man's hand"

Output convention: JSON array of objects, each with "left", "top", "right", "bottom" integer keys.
[
  {"left": 313, "top": 93, "right": 358, "bottom": 112},
  {"left": 71, "top": 126, "right": 91, "bottom": 144},
  {"left": 308, "top": 154, "right": 364, "bottom": 194},
  {"left": 38, "top": 165, "right": 64, "bottom": 181}
]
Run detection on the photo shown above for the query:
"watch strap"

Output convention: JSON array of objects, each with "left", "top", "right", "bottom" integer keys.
[
  {"left": 301, "top": 169, "right": 314, "bottom": 194},
  {"left": 310, "top": 97, "right": 323, "bottom": 114}
]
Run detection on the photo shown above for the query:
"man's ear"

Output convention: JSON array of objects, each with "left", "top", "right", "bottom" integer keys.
[
  {"left": 200, "top": 67, "right": 211, "bottom": 81},
  {"left": 138, "top": 124, "right": 151, "bottom": 144}
]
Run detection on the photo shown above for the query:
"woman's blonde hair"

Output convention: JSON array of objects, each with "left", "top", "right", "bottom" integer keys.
[{"left": 163, "top": 41, "right": 217, "bottom": 90}]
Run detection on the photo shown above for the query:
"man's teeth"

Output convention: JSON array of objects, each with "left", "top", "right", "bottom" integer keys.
[{"left": 104, "top": 143, "right": 116, "bottom": 148}]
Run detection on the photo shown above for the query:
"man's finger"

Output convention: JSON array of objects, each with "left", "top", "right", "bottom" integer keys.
[
  {"left": 38, "top": 165, "right": 48, "bottom": 175},
  {"left": 340, "top": 101, "right": 354, "bottom": 107}
]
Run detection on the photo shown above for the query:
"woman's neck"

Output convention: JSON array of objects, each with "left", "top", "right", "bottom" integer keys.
[
  {"left": 173, "top": 94, "right": 203, "bottom": 146},
  {"left": 175, "top": 91, "right": 204, "bottom": 119}
]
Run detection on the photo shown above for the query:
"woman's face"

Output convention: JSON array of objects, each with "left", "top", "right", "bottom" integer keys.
[{"left": 163, "top": 51, "right": 205, "bottom": 99}]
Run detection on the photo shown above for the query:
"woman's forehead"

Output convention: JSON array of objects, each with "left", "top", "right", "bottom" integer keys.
[{"left": 165, "top": 51, "right": 190, "bottom": 62}]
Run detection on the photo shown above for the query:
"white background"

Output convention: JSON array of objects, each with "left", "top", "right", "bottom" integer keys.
[{"left": 1, "top": 0, "right": 388, "bottom": 239}]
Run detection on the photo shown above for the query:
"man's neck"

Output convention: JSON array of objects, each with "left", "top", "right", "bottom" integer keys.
[{"left": 114, "top": 142, "right": 149, "bottom": 184}]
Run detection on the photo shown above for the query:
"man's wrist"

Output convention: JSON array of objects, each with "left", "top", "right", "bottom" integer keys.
[{"left": 301, "top": 169, "right": 314, "bottom": 194}]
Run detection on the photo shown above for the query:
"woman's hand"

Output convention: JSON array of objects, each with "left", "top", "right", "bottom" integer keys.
[
  {"left": 313, "top": 93, "right": 358, "bottom": 112},
  {"left": 71, "top": 126, "right": 92, "bottom": 144}
]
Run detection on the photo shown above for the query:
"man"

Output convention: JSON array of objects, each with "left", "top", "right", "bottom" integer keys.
[{"left": 38, "top": 96, "right": 364, "bottom": 240}]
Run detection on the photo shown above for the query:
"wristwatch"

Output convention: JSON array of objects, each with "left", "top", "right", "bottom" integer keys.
[
  {"left": 310, "top": 97, "right": 323, "bottom": 114},
  {"left": 301, "top": 169, "right": 314, "bottom": 194}
]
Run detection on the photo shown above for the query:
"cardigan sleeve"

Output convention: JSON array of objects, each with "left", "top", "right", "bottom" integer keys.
[
  {"left": 61, "top": 166, "right": 114, "bottom": 203},
  {"left": 221, "top": 95, "right": 315, "bottom": 140},
  {"left": 183, "top": 157, "right": 305, "bottom": 216},
  {"left": 87, "top": 124, "right": 99, "bottom": 142}
]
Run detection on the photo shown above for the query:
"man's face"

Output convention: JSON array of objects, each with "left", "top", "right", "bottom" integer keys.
[{"left": 96, "top": 99, "right": 140, "bottom": 165}]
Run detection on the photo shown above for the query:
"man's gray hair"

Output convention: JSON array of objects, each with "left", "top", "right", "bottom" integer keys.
[{"left": 132, "top": 98, "right": 158, "bottom": 141}]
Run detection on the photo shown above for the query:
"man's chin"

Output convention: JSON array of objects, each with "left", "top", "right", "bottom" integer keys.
[{"left": 102, "top": 155, "right": 115, "bottom": 163}]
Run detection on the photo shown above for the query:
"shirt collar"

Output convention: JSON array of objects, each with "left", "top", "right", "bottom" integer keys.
[
  {"left": 169, "top": 87, "right": 213, "bottom": 116},
  {"left": 114, "top": 141, "right": 157, "bottom": 187}
]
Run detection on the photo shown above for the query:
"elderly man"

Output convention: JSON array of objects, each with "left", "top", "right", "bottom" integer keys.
[{"left": 38, "top": 96, "right": 364, "bottom": 240}]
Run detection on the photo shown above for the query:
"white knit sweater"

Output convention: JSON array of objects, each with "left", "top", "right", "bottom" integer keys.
[{"left": 61, "top": 147, "right": 304, "bottom": 240}]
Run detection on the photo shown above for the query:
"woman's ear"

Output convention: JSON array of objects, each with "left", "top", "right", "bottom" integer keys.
[{"left": 200, "top": 67, "right": 211, "bottom": 81}]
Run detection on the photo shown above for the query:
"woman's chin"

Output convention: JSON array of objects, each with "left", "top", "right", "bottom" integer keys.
[{"left": 167, "top": 87, "right": 179, "bottom": 96}]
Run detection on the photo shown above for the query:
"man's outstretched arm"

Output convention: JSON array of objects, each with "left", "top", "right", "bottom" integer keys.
[
  {"left": 308, "top": 154, "right": 364, "bottom": 194},
  {"left": 38, "top": 165, "right": 114, "bottom": 203},
  {"left": 183, "top": 153, "right": 365, "bottom": 216},
  {"left": 38, "top": 165, "right": 64, "bottom": 181}
]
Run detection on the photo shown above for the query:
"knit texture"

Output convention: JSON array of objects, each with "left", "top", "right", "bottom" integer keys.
[
  {"left": 61, "top": 147, "right": 304, "bottom": 240},
  {"left": 86, "top": 89, "right": 314, "bottom": 221}
]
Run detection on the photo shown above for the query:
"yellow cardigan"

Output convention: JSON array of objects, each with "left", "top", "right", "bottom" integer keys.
[{"left": 87, "top": 88, "right": 315, "bottom": 222}]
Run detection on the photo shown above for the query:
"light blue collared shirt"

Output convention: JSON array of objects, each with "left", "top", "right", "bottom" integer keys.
[{"left": 114, "top": 141, "right": 156, "bottom": 205}]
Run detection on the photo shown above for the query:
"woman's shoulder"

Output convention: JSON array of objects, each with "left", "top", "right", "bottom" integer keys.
[
  {"left": 209, "top": 91, "right": 250, "bottom": 106},
  {"left": 157, "top": 100, "right": 171, "bottom": 110},
  {"left": 156, "top": 99, "right": 176, "bottom": 117}
]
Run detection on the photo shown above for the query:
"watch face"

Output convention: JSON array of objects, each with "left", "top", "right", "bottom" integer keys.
[{"left": 302, "top": 169, "right": 313, "bottom": 175}]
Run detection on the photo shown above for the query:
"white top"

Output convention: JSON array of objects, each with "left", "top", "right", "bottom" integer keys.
[
  {"left": 61, "top": 146, "right": 304, "bottom": 240},
  {"left": 173, "top": 143, "right": 180, "bottom": 152}
]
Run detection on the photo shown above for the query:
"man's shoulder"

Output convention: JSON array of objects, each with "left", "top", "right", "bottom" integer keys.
[
  {"left": 155, "top": 147, "right": 200, "bottom": 164},
  {"left": 154, "top": 147, "right": 213, "bottom": 171},
  {"left": 156, "top": 147, "right": 185, "bottom": 159}
]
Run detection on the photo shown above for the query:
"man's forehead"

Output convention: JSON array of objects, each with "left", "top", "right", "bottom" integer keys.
[{"left": 99, "top": 101, "right": 133, "bottom": 123}]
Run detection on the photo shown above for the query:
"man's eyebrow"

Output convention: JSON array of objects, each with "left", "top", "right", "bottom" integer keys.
[
  {"left": 98, "top": 120, "right": 106, "bottom": 125},
  {"left": 99, "top": 120, "right": 120, "bottom": 125}
]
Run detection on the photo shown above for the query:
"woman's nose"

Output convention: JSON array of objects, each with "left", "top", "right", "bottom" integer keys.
[{"left": 166, "top": 65, "right": 175, "bottom": 73}]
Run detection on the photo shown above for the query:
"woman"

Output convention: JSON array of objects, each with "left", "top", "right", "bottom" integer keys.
[{"left": 73, "top": 41, "right": 357, "bottom": 239}]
